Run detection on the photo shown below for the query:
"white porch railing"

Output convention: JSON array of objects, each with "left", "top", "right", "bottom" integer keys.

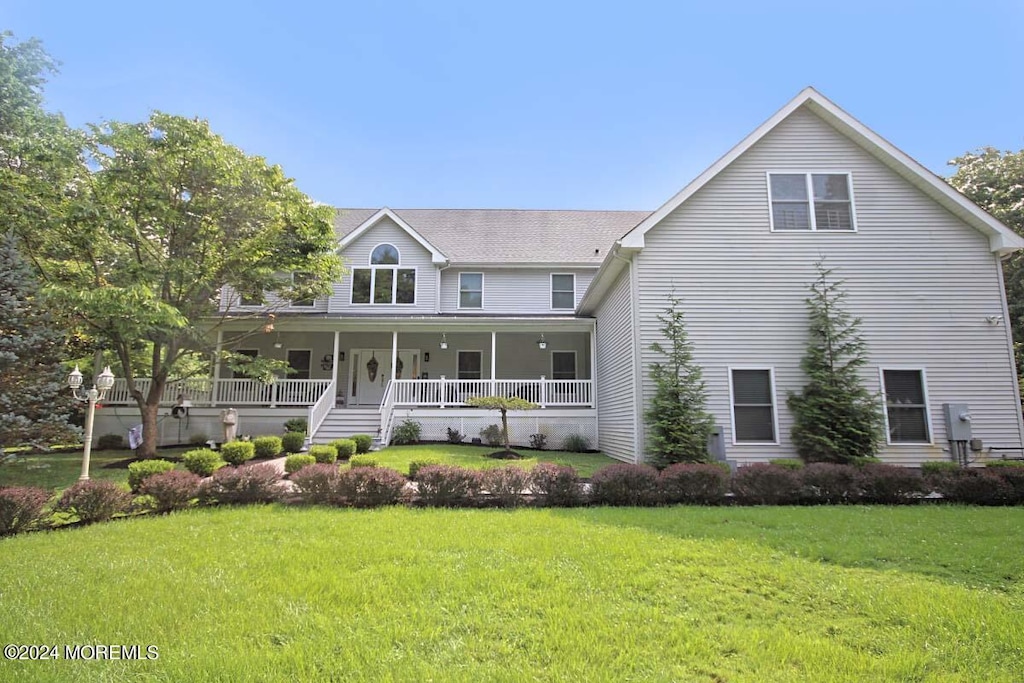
[
  {"left": 104, "top": 378, "right": 333, "bottom": 407},
  {"left": 389, "top": 378, "right": 593, "bottom": 408},
  {"left": 379, "top": 379, "right": 398, "bottom": 446},
  {"left": 307, "top": 380, "right": 336, "bottom": 439}
]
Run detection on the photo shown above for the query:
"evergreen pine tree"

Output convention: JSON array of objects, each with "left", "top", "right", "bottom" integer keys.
[
  {"left": 0, "top": 232, "right": 80, "bottom": 449},
  {"left": 644, "top": 294, "right": 714, "bottom": 467},
  {"left": 787, "top": 260, "right": 883, "bottom": 463}
]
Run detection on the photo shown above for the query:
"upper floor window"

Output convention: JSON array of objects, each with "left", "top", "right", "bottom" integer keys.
[
  {"left": 352, "top": 243, "right": 416, "bottom": 305},
  {"left": 459, "top": 273, "right": 483, "bottom": 309},
  {"left": 768, "top": 173, "right": 855, "bottom": 232},
  {"left": 551, "top": 274, "right": 575, "bottom": 310},
  {"left": 881, "top": 369, "right": 931, "bottom": 443}
]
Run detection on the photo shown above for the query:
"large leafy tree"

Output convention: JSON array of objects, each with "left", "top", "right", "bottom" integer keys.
[
  {"left": 644, "top": 294, "right": 714, "bottom": 467},
  {"left": 948, "top": 148, "right": 1024, "bottom": 385},
  {"left": 787, "top": 260, "right": 883, "bottom": 463},
  {"left": 0, "top": 232, "right": 80, "bottom": 449},
  {"left": 17, "top": 113, "right": 343, "bottom": 457}
]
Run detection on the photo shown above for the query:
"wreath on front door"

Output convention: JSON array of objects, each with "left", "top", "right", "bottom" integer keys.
[{"left": 366, "top": 353, "right": 379, "bottom": 383}]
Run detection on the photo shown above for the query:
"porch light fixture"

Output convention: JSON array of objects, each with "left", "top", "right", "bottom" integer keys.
[
  {"left": 67, "top": 364, "right": 117, "bottom": 481},
  {"left": 273, "top": 333, "right": 283, "bottom": 349},
  {"left": 439, "top": 333, "right": 448, "bottom": 350},
  {"left": 537, "top": 334, "right": 547, "bottom": 350}
]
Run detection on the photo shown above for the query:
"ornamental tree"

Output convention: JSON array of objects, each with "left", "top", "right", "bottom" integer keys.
[
  {"left": 644, "top": 294, "right": 714, "bottom": 467},
  {"left": 787, "top": 260, "right": 883, "bottom": 463},
  {"left": 16, "top": 113, "right": 343, "bottom": 458},
  {"left": 465, "top": 396, "right": 538, "bottom": 454}
]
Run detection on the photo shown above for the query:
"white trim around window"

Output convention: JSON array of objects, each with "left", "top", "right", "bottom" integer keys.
[
  {"left": 349, "top": 266, "right": 418, "bottom": 306},
  {"left": 766, "top": 171, "right": 858, "bottom": 233},
  {"left": 728, "top": 366, "right": 780, "bottom": 445},
  {"left": 285, "top": 348, "right": 313, "bottom": 381},
  {"left": 550, "top": 350, "right": 577, "bottom": 380},
  {"left": 878, "top": 367, "right": 933, "bottom": 445},
  {"left": 458, "top": 272, "right": 484, "bottom": 310},
  {"left": 289, "top": 272, "right": 316, "bottom": 308},
  {"left": 551, "top": 273, "right": 576, "bottom": 310}
]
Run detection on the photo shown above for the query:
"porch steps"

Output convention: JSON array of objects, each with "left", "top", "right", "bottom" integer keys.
[{"left": 311, "top": 407, "right": 381, "bottom": 444}]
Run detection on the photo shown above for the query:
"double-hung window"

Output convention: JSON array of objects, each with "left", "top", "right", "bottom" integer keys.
[
  {"left": 459, "top": 273, "right": 483, "bottom": 309},
  {"left": 551, "top": 274, "right": 575, "bottom": 310},
  {"left": 881, "top": 369, "right": 931, "bottom": 443},
  {"left": 730, "top": 368, "right": 778, "bottom": 443},
  {"left": 351, "top": 243, "right": 416, "bottom": 305},
  {"left": 768, "top": 173, "right": 855, "bottom": 231}
]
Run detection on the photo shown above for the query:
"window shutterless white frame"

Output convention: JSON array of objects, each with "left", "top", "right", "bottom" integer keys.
[
  {"left": 457, "top": 350, "right": 483, "bottom": 380},
  {"left": 550, "top": 273, "right": 576, "bottom": 310},
  {"left": 349, "top": 266, "right": 418, "bottom": 305},
  {"left": 727, "top": 366, "right": 780, "bottom": 445},
  {"left": 289, "top": 272, "right": 316, "bottom": 307},
  {"left": 766, "top": 172, "right": 858, "bottom": 232},
  {"left": 878, "top": 367, "right": 933, "bottom": 445},
  {"left": 550, "top": 350, "right": 577, "bottom": 380},
  {"left": 285, "top": 348, "right": 313, "bottom": 380},
  {"left": 458, "top": 272, "right": 484, "bottom": 309},
  {"left": 370, "top": 242, "right": 402, "bottom": 265}
]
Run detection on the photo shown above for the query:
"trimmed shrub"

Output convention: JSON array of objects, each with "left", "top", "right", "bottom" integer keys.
[
  {"left": 659, "top": 463, "right": 729, "bottom": 505},
  {"left": 127, "top": 459, "right": 176, "bottom": 492},
  {"left": 590, "top": 463, "right": 661, "bottom": 506},
  {"left": 483, "top": 466, "right": 531, "bottom": 507},
  {"left": 283, "top": 418, "right": 308, "bottom": 433},
  {"left": 985, "top": 460, "right": 1024, "bottom": 469},
  {"left": 182, "top": 448, "right": 225, "bottom": 477},
  {"left": 140, "top": 470, "right": 201, "bottom": 512},
  {"left": 56, "top": 480, "right": 132, "bottom": 523},
  {"left": 253, "top": 436, "right": 283, "bottom": 459},
  {"left": 529, "top": 433, "right": 548, "bottom": 450},
  {"left": 349, "top": 454, "right": 378, "bottom": 468},
  {"left": 290, "top": 463, "right": 342, "bottom": 505},
  {"left": 309, "top": 444, "right": 338, "bottom": 464},
  {"left": 799, "top": 463, "right": 862, "bottom": 504},
  {"left": 731, "top": 464, "right": 802, "bottom": 505},
  {"left": 857, "top": 464, "right": 924, "bottom": 504},
  {"left": 408, "top": 458, "right": 441, "bottom": 480},
  {"left": 281, "top": 431, "right": 306, "bottom": 454},
  {"left": 921, "top": 461, "right": 961, "bottom": 493},
  {"left": 922, "top": 461, "right": 962, "bottom": 475},
  {"left": 351, "top": 434, "right": 373, "bottom": 454},
  {"left": 284, "top": 454, "right": 316, "bottom": 474},
  {"left": 199, "top": 463, "right": 281, "bottom": 505},
  {"left": 415, "top": 465, "right": 484, "bottom": 507},
  {"left": 990, "top": 466, "right": 1024, "bottom": 504},
  {"left": 96, "top": 433, "right": 125, "bottom": 450},
  {"left": 769, "top": 458, "right": 804, "bottom": 470},
  {"left": 335, "top": 467, "right": 407, "bottom": 508},
  {"left": 529, "top": 463, "right": 582, "bottom": 507},
  {"left": 0, "top": 486, "right": 51, "bottom": 535},
  {"left": 938, "top": 469, "right": 1014, "bottom": 505},
  {"left": 480, "top": 424, "right": 502, "bottom": 447},
  {"left": 391, "top": 420, "right": 421, "bottom": 445},
  {"left": 329, "top": 439, "right": 357, "bottom": 460},
  {"left": 562, "top": 433, "right": 590, "bottom": 453},
  {"left": 220, "top": 440, "right": 256, "bottom": 466},
  {"left": 446, "top": 427, "right": 464, "bottom": 444}
]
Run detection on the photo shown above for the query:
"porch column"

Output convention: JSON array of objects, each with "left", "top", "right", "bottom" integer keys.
[
  {"left": 590, "top": 324, "right": 598, "bottom": 408},
  {"left": 390, "top": 331, "right": 398, "bottom": 383},
  {"left": 211, "top": 330, "right": 223, "bottom": 407},
  {"left": 490, "top": 331, "right": 497, "bottom": 395},
  {"left": 331, "top": 330, "right": 340, "bottom": 398}
]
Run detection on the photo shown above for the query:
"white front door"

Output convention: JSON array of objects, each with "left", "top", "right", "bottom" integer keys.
[{"left": 349, "top": 349, "right": 419, "bottom": 406}]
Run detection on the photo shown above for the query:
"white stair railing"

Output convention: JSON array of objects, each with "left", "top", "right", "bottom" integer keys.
[
  {"left": 306, "top": 380, "right": 336, "bottom": 443},
  {"left": 378, "top": 380, "right": 397, "bottom": 446}
]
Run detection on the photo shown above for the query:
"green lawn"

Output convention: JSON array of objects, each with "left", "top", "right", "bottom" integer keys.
[
  {"left": 1, "top": 506, "right": 1022, "bottom": 682},
  {"left": 0, "top": 448, "right": 191, "bottom": 491},
  {"left": 360, "top": 443, "right": 615, "bottom": 477}
]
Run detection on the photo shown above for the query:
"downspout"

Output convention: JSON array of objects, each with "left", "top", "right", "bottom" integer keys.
[{"left": 436, "top": 261, "right": 450, "bottom": 314}]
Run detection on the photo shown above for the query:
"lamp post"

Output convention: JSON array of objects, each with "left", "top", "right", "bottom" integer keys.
[{"left": 68, "top": 365, "right": 116, "bottom": 481}]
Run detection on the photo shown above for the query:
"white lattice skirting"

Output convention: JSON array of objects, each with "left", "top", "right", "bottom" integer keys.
[{"left": 394, "top": 409, "right": 598, "bottom": 451}]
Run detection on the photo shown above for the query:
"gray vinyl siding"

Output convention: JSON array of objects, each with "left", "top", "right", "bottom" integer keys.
[
  {"left": 633, "top": 105, "right": 1023, "bottom": 466},
  {"left": 219, "top": 284, "right": 329, "bottom": 314},
  {"left": 330, "top": 217, "right": 438, "bottom": 313},
  {"left": 438, "top": 269, "right": 595, "bottom": 314},
  {"left": 594, "top": 267, "right": 637, "bottom": 462}
]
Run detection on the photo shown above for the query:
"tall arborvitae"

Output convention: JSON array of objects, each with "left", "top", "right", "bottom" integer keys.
[
  {"left": 644, "top": 294, "right": 714, "bottom": 467},
  {"left": 787, "top": 260, "right": 883, "bottom": 463},
  {"left": 0, "top": 232, "right": 80, "bottom": 449}
]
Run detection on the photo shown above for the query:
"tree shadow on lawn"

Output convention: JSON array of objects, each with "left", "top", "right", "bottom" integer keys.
[{"left": 548, "top": 505, "right": 1024, "bottom": 592}]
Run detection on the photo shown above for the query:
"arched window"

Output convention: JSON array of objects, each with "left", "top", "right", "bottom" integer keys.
[{"left": 352, "top": 243, "right": 416, "bottom": 305}]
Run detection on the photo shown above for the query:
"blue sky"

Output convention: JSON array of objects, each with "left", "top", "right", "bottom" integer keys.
[{"left": 7, "top": 1, "right": 1023, "bottom": 210}]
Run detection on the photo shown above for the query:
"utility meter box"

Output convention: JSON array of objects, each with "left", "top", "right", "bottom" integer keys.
[{"left": 942, "top": 403, "right": 972, "bottom": 441}]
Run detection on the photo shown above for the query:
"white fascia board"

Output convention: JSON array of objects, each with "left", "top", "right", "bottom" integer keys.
[
  {"left": 577, "top": 242, "right": 641, "bottom": 315},
  {"left": 338, "top": 208, "right": 449, "bottom": 264}
]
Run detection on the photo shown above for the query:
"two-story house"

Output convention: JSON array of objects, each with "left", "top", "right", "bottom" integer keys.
[{"left": 97, "top": 88, "right": 1024, "bottom": 467}]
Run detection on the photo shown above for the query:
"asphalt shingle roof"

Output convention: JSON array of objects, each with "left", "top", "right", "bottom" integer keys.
[{"left": 334, "top": 208, "right": 651, "bottom": 265}]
